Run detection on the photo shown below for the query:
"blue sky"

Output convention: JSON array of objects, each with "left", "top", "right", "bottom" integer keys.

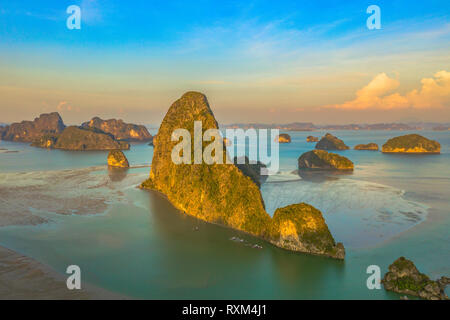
[{"left": 0, "top": 0, "right": 449, "bottom": 124}]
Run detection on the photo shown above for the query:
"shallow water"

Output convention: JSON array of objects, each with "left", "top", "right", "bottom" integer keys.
[{"left": 0, "top": 130, "right": 448, "bottom": 299}]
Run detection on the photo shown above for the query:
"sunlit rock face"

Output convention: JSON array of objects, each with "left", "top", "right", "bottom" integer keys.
[
  {"left": 270, "top": 203, "right": 345, "bottom": 259},
  {"left": 306, "top": 136, "right": 319, "bottom": 142},
  {"left": 276, "top": 133, "right": 291, "bottom": 143},
  {"left": 298, "top": 150, "right": 354, "bottom": 171},
  {"left": 1, "top": 112, "right": 65, "bottom": 142},
  {"left": 140, "top": 91, "right": 345, "bottom": 259},
  {"left": 82, "top": 117, "right": 152, "bottom": 142},
  {"left": 382, "top": 134, "right": 440, "bottom": 153},
  {"left": 315, "top": 133, "right": 349, "bottom": 150},
  {"left": 52, "top": 126, "right": 129, "bottom": 151},
  {"left": 107, "top": 150, "right": 130, "bottom": 168},
  {"left": 382, "top": 257, "right": 449, "bottom": 300}
]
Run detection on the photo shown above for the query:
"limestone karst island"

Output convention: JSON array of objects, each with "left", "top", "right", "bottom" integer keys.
[{"left": 0, "top": 0, "right": 449, "bottom": 306}]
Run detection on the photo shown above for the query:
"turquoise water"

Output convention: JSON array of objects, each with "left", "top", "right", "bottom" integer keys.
[{"left": 0, "top": 130, "right": 449, "bottom": 299}]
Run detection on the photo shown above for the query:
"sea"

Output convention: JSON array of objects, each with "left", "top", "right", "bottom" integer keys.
[{"left": 0, "top": 130, "right": 449, "bottom": 299}]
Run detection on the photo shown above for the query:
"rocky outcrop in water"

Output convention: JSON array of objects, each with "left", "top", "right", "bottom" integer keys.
[
  {"left": 81, "top": 117, "right": 152, "bottom": 142},
  {"left": 269, "top": 203, "right": 345, "bottom": 259},
  {"left": 354, "top": 143, "right": 379, "bottom": 151},
  {"left": 107, "top": 150, "right": 130, "bottom": 168},
  {"left": 33, "top": 126, "right": 129, "bottom": 151},
  {"left": 298, "top": 150, "right": 354, "bottom": 171},
  {"left": 382, "top": 257, "right": 449, "bottom": 300},
  {"left": 0, "top": 112, "right": 65, "bottom": 142},
  {"left": 315, "top": 133, "right": 349, "bottom": 150},
  {"left": 276, "top": 133, "right": 291, "bottom": 143},
  {"left": 382, "top": 134, "right": 440, "bottom": 153},
  {"left": 140, "top": 91, "right": 345, "bottom": 259},
  {"left": 306, "top": 136, "right": 318, "bottom": 142}
]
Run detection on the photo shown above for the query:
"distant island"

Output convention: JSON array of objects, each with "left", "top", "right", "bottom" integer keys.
[
  {"left": 140, "top": 92, "right": 345, "bottom": 260},
  {"left": 82, "top": 117, "right": 152, "bottom": 142},
  {"left": 354, "top": 143, "right": 379, "bottom": 151},
  {"left": 222, "top": 122, "right": 449, "bottom": 131},
  {"left": 1, "top": 112, "right": 151, "bottom": 151},
  {"left": 315, "top": 133, "right": 349, "bottom": 150},
  {"left": 382, "top": 134, "right": 440, "bottom": 154}
]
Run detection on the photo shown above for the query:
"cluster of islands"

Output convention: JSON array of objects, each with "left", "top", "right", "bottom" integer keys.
[{"left": 0, "top": 91, "right": 447, "bottom": 299}]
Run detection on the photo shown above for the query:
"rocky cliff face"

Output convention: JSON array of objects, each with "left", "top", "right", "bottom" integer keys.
[
  {"left": 298, "top": 150, "right": 354, "bottom": 171},
  {"left": 315, "top": 133, "right": 349, "bottom": 150},
  {"left": 82, "top": 117, "right": 152, "bottom": 142},
  {"left": 276, "top": 133, "right": 291, "bottom": 143},
  {"left": 1, "top": 112, "right": 65, "bottom": 142},
  {"left": 270, "top": 203, "right": 345, "bottom": 259},
  {"left": 107, "top": 150, "right": 130, "bottom": 168},
  {"left": 382, "top": 134, "right": 440, "bottom": 153},
  {"left": 354, "top": 143, "right": 379, "bottom": 151},
  {"left": 141, "top": 92, "right": 345, "bottom": 259},
  {"left": 382, "top": 257, "right": 448, "bottom": 300},
  {"left": 33, "top": 126, "right": 129, "bottom": 151}
]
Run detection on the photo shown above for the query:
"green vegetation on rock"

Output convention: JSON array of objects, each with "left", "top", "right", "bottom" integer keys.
[
  {"left": 382, "top": 134, "right": 440, "bottom": 153},
  {"left": 298, "top": 150, "right": 354, "bottom": 170}
]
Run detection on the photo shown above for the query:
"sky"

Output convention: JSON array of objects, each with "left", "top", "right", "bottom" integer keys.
[{"left": 0, "top": 0, "right": 449, "bottom": 125}]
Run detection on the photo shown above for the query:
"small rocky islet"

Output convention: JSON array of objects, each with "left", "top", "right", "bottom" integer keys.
[
  {"left": 382, "top": 257, "right": 449, "bottom": 300},
  {"left": 1, "top": 112, "right": 152, "bottom": 151},
  {"left": 298, "top": 150, "right": 354, "bottom": 171},
  {"left": 140, "top": 91, "right": 345, "bottom": 259},
  {"left": 276, "top": 133, "right": 291, "bottom": 143},
  {"left": 382, "top": 134, "right": 440, "bottom": 154},
  {"left": 315, "top": 133, "right": 350, "bottom": 150},
  {"left": 107, "top": 150, "right": 130, "bottom": 168},
  {"left": 306, "top": 135, "right": 319, "bottom": 142}
]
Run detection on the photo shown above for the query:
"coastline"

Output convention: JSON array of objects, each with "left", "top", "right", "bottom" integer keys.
[{"left": 0, "top": 244, "right": 125, "bottom": 299}]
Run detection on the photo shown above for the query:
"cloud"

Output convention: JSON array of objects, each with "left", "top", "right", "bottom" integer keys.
[{"left": 326, "top": 71, "right": 450, "bottom": 110}]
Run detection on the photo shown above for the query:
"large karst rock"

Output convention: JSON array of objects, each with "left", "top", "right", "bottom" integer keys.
[
  {"left": 298, "top": 150, "right": 354, "bottom": 171},
  {"left": 382, "top": 257, "right": 449, "bottom": 300},
  {"left": 269, "top": 203, "right": 345, "bottom": 259},
  {"left": 315, "top": 133, "right": 349, "bottom": 150},
  {"left": 82, "top": 117, "right": 152, "bottom": 142},
  {"left": 140, "top": 91, "right": 345, "bottom": 259},
  {"left": 1, "top": 112, "right": 65, "bottom": 142},
  {"left": 382, "top": 134, "right": 440, "bottom": 153}
]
